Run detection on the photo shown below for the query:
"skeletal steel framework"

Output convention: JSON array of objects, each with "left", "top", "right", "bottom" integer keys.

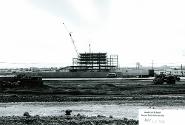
[{"left": 70, "top": 53, "right": 118, "bottom": 72}]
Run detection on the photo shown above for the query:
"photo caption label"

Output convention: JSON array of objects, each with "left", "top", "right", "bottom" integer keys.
[{"left": 139, "top": 109, "right": 185, "bottom": 125}]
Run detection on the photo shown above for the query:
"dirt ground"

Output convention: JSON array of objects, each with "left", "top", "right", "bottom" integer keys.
[
  {"left": 0, "top": 115, "right": 138, "bottom": 125},
  {"left": 1, "top": 79, "right": 185, "bottom": 103},
  {"left": 0, "top": 79, "right": 184, "bottom": 124}
]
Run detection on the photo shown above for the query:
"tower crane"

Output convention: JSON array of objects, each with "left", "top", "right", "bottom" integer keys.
[{"left": 63, "top": 22, "right": 79, "bottom": 57}]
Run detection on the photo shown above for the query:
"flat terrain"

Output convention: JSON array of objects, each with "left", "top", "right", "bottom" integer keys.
[
  {"left": 0, "top": 78, "right": 184, "bottom": 125},
  {"left": 0, "top": 78, "right": 185, "bottom": 103}
]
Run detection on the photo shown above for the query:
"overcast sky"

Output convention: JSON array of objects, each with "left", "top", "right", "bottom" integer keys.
[{"left": 0, "top": 0, "right": 185, "bottom": 68}]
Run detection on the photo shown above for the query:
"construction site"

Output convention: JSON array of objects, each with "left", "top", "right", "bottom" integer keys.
[{"left": 70, "top": 53, "right": 118, "bottom": 72}]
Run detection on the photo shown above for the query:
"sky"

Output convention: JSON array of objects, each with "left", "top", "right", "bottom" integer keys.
[{"left": 0, "top": 0, "right": 185, "bottom": 68}]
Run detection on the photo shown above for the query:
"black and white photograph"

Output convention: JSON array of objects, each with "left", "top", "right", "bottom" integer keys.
[{"left": 0, "top": 0, "right": 185, "bottom": 124}]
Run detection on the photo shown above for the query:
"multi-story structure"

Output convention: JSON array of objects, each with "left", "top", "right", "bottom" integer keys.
[{"left": 70, "top": 53, "right": 119, "bottom": 72}]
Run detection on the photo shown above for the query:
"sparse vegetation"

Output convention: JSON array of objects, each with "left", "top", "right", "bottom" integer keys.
[
  {"left": 0, "top": 79, "right": 185, "bottom": 102},
  {"left": 0, "top": 79, "right": 185, "bottom": 124},
  {"left": 0, "top": 114, "right": 138, "bottom": 125}
]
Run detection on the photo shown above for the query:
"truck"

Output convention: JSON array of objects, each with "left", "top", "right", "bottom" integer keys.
[{"left": 153, "top": 73, "right": 180, "bottom": 85}]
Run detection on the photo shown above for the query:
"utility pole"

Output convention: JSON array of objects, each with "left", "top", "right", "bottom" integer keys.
[
  {"left": 181, "top": 64, "right": 183, "bottom": 76},
  {"left": 89, "top": 43, "right": 91, "bottom": 53}
]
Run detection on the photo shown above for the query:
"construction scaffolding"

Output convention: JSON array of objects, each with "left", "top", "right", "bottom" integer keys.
[{"left": 70, "top": 53, "right": 118, "bottom": 72}]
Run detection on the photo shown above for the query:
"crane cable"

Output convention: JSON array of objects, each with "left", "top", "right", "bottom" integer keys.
[{"left": 63, "top": 22, "right": 79, "bottom": 57}]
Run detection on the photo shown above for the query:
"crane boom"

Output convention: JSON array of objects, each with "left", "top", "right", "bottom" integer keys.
[{"left": 63, "top": 22, "right": 79, "bottom": 57}]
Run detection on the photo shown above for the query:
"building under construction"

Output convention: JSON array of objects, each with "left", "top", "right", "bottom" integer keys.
[
  {"left": 70, "top": 53, "right": 118, "bottom": 72},
  {"left": 62, "top": 22, "right": 119, "bottom": 73}
]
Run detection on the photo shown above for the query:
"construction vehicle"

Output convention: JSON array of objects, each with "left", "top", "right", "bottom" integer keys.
[
  {"left": 0, "top": 74, "right": 43, "bottom": 88},
  {"left": 106, "top": 73, "right": 117, "bottom": 78},
  {"left": 153, "top": 73, "right": 180, "bottom": 85}
]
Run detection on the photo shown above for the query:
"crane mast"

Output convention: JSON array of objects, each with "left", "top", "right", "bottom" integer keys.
[{"left": 63, "top": 22, "right": 79, "bottom": 57}]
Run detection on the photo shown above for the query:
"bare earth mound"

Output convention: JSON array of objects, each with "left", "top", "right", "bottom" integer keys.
[{"left": 0, "top": 115, "right": 138, "bottom": 125}]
